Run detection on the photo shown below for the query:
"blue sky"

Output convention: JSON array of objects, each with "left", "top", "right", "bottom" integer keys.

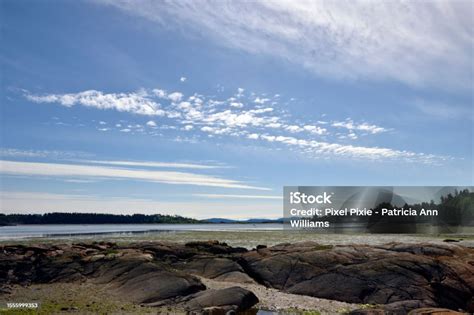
[{"left": 1, "top": 0, "right": 473, "bottom": 218}]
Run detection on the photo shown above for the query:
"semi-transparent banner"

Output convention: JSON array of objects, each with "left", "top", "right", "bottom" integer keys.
[{"left": 283, "top": 186, "right": 474, "bottom": 233}]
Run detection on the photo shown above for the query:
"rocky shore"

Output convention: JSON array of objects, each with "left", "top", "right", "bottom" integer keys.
[{"left": 1, "top": 241, "right": 473, "bottom": 314}]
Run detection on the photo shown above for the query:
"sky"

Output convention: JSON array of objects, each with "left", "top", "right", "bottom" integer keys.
[{"left": 0, "top": 0, "right": 473, "bottom": 219}]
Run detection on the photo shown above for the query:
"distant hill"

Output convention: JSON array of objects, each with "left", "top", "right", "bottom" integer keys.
[
  {"left": 202, "top": 218, "right": 238, "bottom": 223},
  {"left": 245, "top": 218, "right": 283, "bottom": 223}
]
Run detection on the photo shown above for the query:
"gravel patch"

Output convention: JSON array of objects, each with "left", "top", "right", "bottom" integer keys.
[{"left": 200, "top": 276, "right": 360, "bottom": 314}]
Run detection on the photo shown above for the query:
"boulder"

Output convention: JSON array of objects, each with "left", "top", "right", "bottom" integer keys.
[
  {"left": 180, "top": 286, "right": 258, "bottom": 312},
  {"left": 178, "top": 257, "right": 255, "bottom": 283}
]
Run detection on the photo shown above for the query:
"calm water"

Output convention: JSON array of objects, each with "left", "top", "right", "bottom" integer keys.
[
  {"left": 1, "top": 224, "right": 473, "bottom": 248},
  {"left": 0, "top": 223, "right": 283, "bottom": 239}
]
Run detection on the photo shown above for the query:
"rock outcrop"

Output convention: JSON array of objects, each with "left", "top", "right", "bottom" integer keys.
[
  {"left": 0, "top": 241, "right": 257, "bottom": 312},
  {"left": 1, "top": 240, "right": 473, "bottom": 313},
  {"left": 240, "top": 242, "right": 474, "bottom": 313}
]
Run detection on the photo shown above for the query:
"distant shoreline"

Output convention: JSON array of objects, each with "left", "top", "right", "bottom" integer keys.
[
  {"left": 0, "top": 222, "right": 277, "bottom": 226},
  {"left": 0, "top": 212, "right": 284, "bottom": 226}
]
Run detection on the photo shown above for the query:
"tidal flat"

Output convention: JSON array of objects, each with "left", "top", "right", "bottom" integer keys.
[{"left": 2, "top": 228, "right": 473, "bottom": 249}]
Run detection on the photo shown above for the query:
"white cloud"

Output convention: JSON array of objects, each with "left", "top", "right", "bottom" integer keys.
[
  {"left": 26, "top": 90, "right": 165, "bottom": 116},
  {"left": 285, "top": 125, "right": 303, "bottom": 133},
  {"left": 146, "top": 120, "right": 157, "bottom": 127},
  {"left": 200, "top": 126, "right": 213, "bottom": 133},
  {"left": 63, "top": 179, "right": 97, "bottom": 183},
  {"left": 200, "top": 126, "right": 233, "bottom": 135},
  {"left": 180, "top": 76, "right": 187, "bottom": 82},
  {"left": 167, "top": 92, "right": 183, "bottom": 103},
  {"left": 82, "top": 159, "right": 226, "bottom": 169},
  {"left": 193, "top": 194, "right": 282, "bottom": 200},
  {"left": 251, "top": 107, "right": 273, "bottom": 114},
  {"left": 229, "top": 102, "right": 244, "bottom": 108},
  {"left": 348, "top": 132, "right": 358, "bottom": 140},
  {"left": 236, "top": 88, "right": 245, "bottom": 97},
  {"left": 266, "top": 123, "right": 281, "bottom": 128},
  {"left": 0, "top": 148, "right": 49, "bottom": 158},
  {"left": 0, "top": 160, "right": 270, "bottom": 190},
  {"left": 152, "top": 88, "right": 167, "bottom": 98},
  {"left": 251, "top": 133, "right": 440, "bottom": 163},
  {"left": 303, "top": 125, "right": 327, "bottom": 135},
  {"left": 332, "top": 120, "right": 387, "bottom": 134},
  {"left": 260, "top": 135, "right": 276, "bottom": 142},
  {"left": 97, "top": 0, "right": 473, "bottom": 90},
  {"left": 254, "top": 97, "right": 270, "bottom": 104},
  {"left": 202, "top": 109, "right": 279, "bottom": 128},
  {"left": 22, "top": 88, "right": 443, "bottom": 163},
  {"left": 0, "top": 148, "right": 92, "bottom": 159},
  {"left": 284, "top": 124, "right": 327, "bottom": 135}
]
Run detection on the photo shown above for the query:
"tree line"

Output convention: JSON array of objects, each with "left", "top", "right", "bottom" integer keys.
[
  {"left": 0, "top": 212, "right": 200, "bottom": 225},
  {"left": 368, "top": 188, "right": 473, "bottom": 227},
  {"left": 320, "top": 189, "right": 473, "bottom": 227}
]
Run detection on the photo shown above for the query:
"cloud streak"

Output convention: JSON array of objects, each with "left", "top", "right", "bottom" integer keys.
[
  {"left": 193, "top": 194, "right": 282, "bottom": 200},
  {"left": 0, "top": 160, "right": 269, "bottom": 190},
  {"left": 82, "top": 160, "right": 228, "bottom": 169},
  {"left": 251, "top": 133, "right": 444, "bottom": 163},
  {"left": 412, "top": 99, "right": 474, "bottom": 120},
  {"left": 0, "top": 148, "right": 93, "bottom": 159},
  {"left": 26, "top": 90, "right": 165, "bottom": 116},
  {"left": 97, "top": 0, "right": 473, "bottom": 90},
  {"left": 0, "top": 191, "right": 279, "bottom": 218},
  {"left": 332, "top": 120, "right": 388, "bottom": 134}
]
